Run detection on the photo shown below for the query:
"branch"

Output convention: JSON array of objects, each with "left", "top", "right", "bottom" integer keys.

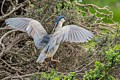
[
  {"left": 1, "top": 72, "right": 42, "bottom": 80},
  {"left": 0, "top": 0, "right": 28, "bottom": 22},
  {"left": 1, "top": 0, "right": 6, "bottom": 15},
  {"left": 75, "top": 3, "right": 109, "bottom": 11},
  {"left": 0, "top": 30, "right": 18, "bottom": 57}
]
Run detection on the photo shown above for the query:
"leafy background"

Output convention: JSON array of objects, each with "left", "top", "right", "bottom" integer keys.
[{"left": 83, "top": 0, "right": 120, "bottom": 24}]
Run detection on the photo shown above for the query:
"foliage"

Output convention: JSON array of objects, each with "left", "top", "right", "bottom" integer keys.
[
  {"left": 83, "top": 45, "right": 120, "bottom": 80},
  {"left": 30, "top": 70, "right": 78, "bottom": 80},
  {"left": 83, "top": 61, "right": 115, "bottom": 80},
  {"left": 83, "top": 0, "right": 120, "bottom": 23},
  {"left": 105, "top": 45, "right": 120, "bottom": 68}
]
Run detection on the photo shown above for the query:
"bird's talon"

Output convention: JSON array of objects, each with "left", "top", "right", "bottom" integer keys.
[{"left": 51, "top": 59, "right": 60, "bottom": 63}]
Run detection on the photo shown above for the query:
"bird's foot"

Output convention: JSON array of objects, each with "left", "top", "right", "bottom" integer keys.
[
  {"left": 51, "top": 57, "right": 60, "bottom": 63},
  {"left": 43, "top": 61, "right": 49, "bottom": 64},
  {"left": 51, "top": 59, "right": 60, "bottom": 63}
]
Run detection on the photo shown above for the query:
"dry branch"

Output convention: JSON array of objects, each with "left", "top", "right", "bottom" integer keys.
[
  {"left": 0, "top": 0, "right": 29, "bottom": 22},
  {"left": 0, "top": 30, "right": 18, "bottom": 57}
]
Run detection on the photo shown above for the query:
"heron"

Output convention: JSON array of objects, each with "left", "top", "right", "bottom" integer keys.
[{"left": 5, "top": 15, "right": 94, "bottom": 63}]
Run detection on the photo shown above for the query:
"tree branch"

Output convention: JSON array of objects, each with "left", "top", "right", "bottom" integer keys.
[{"left": 0, "top": 0, "right": 28, "bottom": 22}]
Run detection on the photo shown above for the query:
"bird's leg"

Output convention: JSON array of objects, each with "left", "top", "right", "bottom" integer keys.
[
  {"left": 43, "top": 61, "right": 49, "bottom": 65},
  {"left": 50, "top": 57, "right": 60, "bottom": 63}
]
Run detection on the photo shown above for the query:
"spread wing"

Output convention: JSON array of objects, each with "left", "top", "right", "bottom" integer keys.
[
  {"left": 5, "top": 18, "right": 49, "bottom": 49},
  {"left": 47, "top": 25, "right": 94, "bottom": 51}
]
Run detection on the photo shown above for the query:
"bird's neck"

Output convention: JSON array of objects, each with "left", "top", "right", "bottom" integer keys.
[{"left": 55, "top": 22, "right": 63, "bottom": 31}]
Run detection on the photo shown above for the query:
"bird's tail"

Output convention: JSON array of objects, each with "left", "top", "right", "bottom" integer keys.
[
  {"left": 36, "top": 53, "right": 46, "bottom": 63},
  {"left": 36, "top": 45, "right": 49, "bottom": 63},
  {"left": 36, "top": 42, "right": 51, "bottom": 63}
]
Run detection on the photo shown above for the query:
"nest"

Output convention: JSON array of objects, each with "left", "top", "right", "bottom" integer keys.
[{"left": 0, "top": 26, "right": 89, "bottom": 79}]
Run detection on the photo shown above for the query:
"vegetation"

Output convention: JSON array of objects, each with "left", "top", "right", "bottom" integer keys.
[
  {"left": 84, "top": 45, "right": 120, "bottom": 80},
  {"left": 31, "top": 71, "right": 77, "bottom": 80},
  {"left": 0, "top": 0, "right": 120, "bottom": 80}
]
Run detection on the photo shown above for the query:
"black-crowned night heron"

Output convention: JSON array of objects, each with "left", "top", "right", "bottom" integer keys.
[{"left": 5, "top": 15, "right": 94, "bottom": 63}]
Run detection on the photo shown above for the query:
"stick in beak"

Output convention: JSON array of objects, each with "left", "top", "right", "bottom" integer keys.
[{"left": 51, "top": 25, "right": 56, "bottom": 33}]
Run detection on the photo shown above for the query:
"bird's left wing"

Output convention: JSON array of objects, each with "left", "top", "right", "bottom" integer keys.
[
  {"left": 52, "top": 25, "right": 93, "bottom": 42},
  {"left": 48, "top": 25, "right": 94, "bottom": 51}
]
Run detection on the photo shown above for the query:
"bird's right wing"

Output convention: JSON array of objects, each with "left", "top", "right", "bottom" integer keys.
[{"left": 5, "top": 18, "right": 49, "bottom": 49}]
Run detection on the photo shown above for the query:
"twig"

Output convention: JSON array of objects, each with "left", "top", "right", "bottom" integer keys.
[
  {"left": 1, "top": 72, "right": 42, "bottom": 80},
  {"left": 1, "top": 0, "right": 6, "bottom": 15},
  {"left": 0, "top": 43, "right": 5, "bottom": 58},
  {"left": 0, "top": 58, "right": 19, "bottom": 71},
  {"left": 0, "top": 0, "right": 28, "bottom": 21},
  {"left": 15, "top": 0, "right": 18, "bottom": 5},
  {"left": 9, "top": 0, "right": 15, "bottom": 7},
  {"left": 75, "top": 59, "right": 96, "bottom": 73},
  {"left": 75, "top": 3, "right": 109, "bottom": 11},
  {"left": 0, "top": 30, "right": 18, "bottom": 44},
  {"left": 98, "top": 74, "right": 106, "bottom": 80},
  {"left": 0, "top": 27, "right": 11, "bottom": 30},
  {"left": 0, "top": 30, "right": 18, "bottom": 57},
  {"left": 45, "top": 13, "right": 55, "bottom": 22}
]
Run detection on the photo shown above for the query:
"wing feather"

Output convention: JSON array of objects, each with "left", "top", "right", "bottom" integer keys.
[
  {"left": 48, "top": 25, "right": 94, "bottom": 51},
  {"left": 5, "top": 18, "right": 31, "bottom": 31},
  {"left": 81, "top": 29, "right": 91, "bottom": 40},
  {"left": 79, "top": 30, "right": 87, "bottom": 42},
  {"left": 5, "top": 18, "right": 49, "bottom": 49},
  {"left": 74, "top": 31, "right": 79, "bottom": 41}
]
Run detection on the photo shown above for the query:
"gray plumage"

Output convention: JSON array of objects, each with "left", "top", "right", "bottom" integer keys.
[
  {"left": 5, "top": 18, "right": 49, "bottom": 48},
  {"left": 47, "top": 25, "right": 93, "bottom": 51},
  {"left": 36, "top": 25, "right": 94, "bottom": 63},
  {"left": 5, "top": 16, "right": 94, "bottom": 63}
]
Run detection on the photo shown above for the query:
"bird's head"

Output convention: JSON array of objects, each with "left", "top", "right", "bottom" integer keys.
[
  {"left": 52, "top": 15, "right": 65, "bottom": 33},
  {"left": 55, "top": 15, "right": 65, "bottom": 27}
]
